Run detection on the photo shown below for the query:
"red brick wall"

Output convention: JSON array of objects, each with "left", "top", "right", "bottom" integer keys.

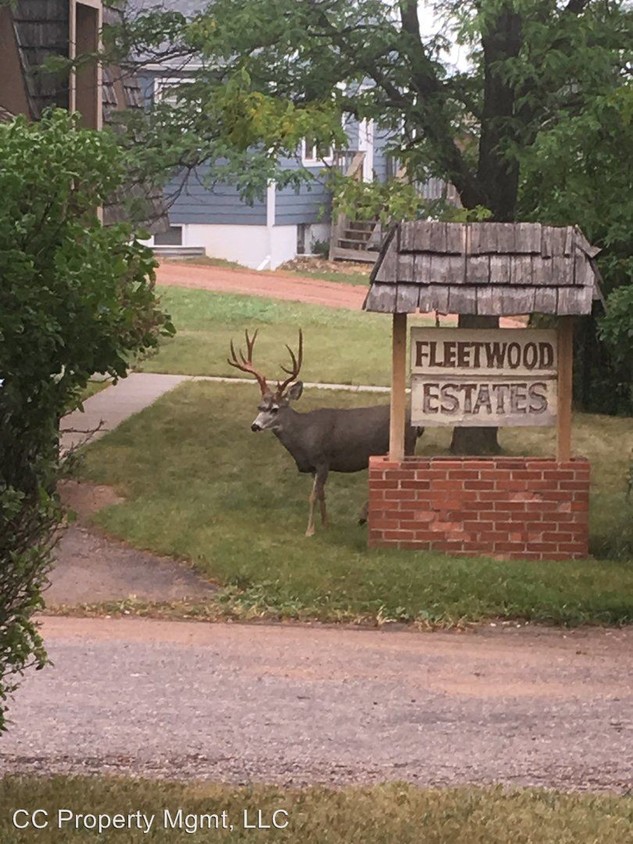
[{"left": 368, "top": 456, "right": 590, "bottom": 560}]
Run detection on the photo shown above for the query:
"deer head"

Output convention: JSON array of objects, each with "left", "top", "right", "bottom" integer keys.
[{"left": 227, "top": 329, "right": 304, "bottom": 432}]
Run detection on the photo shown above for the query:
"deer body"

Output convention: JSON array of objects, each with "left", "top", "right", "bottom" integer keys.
[
  {"left": 229, "top": 329, "right": 421, "bottom": 536},
  {"left": 270, "top": 404, "right": 418, "bottom": 474}
]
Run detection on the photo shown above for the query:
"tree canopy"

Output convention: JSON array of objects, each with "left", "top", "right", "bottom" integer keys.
[{"left": 108, "top": 0, "right": 632, "bottom": 422}]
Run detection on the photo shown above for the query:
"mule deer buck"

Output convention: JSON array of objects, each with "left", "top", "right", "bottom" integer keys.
[{"left": 228, "top": 329, "right": 421, "bottom": 536}]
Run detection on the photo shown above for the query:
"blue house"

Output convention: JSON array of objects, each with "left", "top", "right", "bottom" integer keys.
[{"left": 126, "top": 1, "right": 409, "bottom": 268}]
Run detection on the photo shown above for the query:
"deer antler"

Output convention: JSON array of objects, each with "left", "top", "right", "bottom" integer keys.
[
  {"left": 275, "top": 329, "right": 303, "bottom": 398},
  {"left": 227, "top": 329, "right": 270, "bottom": 396}
]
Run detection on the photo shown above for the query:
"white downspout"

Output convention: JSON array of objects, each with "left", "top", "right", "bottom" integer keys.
[{"left": 257, "top": 179, "right": 276, "bottom": 271}]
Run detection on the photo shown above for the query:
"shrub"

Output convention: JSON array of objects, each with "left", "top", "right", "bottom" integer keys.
[{"left": 0, "top": 110, "right": 174, "bottom": 731}]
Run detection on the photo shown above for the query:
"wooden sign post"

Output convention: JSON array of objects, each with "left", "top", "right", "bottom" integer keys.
[
  {"left": 556, "top": 317, "right": 574, "bottom": 462},
  {"left": 389, "top": 313, "right": 407, "bottom": 461}
]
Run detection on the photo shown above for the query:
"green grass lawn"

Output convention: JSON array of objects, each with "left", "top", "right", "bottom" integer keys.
[
  {"left": 140, "top": 286, "right": 435, "bottom": 382},
  {"left": 2, "top": 777, "right": 631, "bottom": 843},
  {"left": 74, "top": 381, "right": 633, "bottom": 627}
]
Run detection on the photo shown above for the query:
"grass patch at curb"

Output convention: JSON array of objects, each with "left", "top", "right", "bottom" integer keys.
[
  {"left": 1, "top": 777, "right": 632, "bottom": 843},
  {"left": 42, "top": 596, "right": 472, "bottom": 629},
  {"left": 74, "top": 381, "right": 633, "bottom": 628}
]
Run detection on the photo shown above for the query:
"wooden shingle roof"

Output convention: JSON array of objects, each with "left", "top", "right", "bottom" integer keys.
[{"left": 364, "top": 221, "right": 603, "bottom": 316}]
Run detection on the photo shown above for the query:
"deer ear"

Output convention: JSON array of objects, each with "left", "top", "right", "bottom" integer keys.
[{"left": 286, "top": 381, "right": 303, "bottom": 402}]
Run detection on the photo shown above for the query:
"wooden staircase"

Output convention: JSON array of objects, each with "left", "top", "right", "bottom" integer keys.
[
  {"left": 329, "top": 219, "right": 381, "bottom": 263},
  {"left": 329, "top": 150, "right": 380, "bottom": 264}
]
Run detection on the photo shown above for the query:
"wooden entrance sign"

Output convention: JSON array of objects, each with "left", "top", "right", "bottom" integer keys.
[{"left": 362, "top": 221, "right": 602, "bottom": 560}]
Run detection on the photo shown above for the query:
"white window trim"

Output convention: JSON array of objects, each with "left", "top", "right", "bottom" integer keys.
[
  {"left": 154, "top": 76, "right": 192, "bottom": 106},
  {"left": 301, "top": 139, "right": 335, "bottom": 166}
]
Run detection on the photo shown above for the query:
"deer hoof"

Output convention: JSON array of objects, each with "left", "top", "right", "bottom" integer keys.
[{"left": 305, "top": 527, "right": 315, "bottom": 537}]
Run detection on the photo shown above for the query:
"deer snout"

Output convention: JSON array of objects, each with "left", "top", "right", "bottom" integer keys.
[{"left": 251, "top": 422, "right": 262, "bottom": 432}]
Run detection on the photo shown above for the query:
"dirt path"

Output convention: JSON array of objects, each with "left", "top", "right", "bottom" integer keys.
[
  {"left": 157, "top": 261, "right": 367, "bottom": 310},
  {"left": 3, "top": 617, "right": 631, "bottom": 792},
  {"left": 47, "top": 481, "right": 214, "bottom": 607}
]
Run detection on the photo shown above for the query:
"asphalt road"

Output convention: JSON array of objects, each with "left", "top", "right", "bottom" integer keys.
[{"left": 1, "top": 618, "right": 631, "bottom": 793}]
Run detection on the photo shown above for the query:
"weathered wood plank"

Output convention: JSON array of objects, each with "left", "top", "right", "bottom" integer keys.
[
  {"left": 466, "top": 255, "right": 490, "bottom": 285},
  {"left": 511, "top": 255, "right": 532, "bottom": 286},
  {"left": 445, "top": 223, "right": 465, "bottom": 254},
  {"left": 470, "top": 223, "right": 497, "bottom": 254},
  {"left": 414, "top": 221, "right": 437, "bottom": 251},
  {"left": 395, "top": 283, "right": 420, "bottom": 313},
  {"left": 500, "top": 286, "right": 536, "bottom": 315},
  {"left": 557, "top": 286, "right": 593, "bottom": 315},
  {"left": 533, "top": 287, "right": 558, "bottom": 314},
  {"left": 332, "top": 246, "right": 377, "bottom": 264},
  {"left": 399, "top": 221, "right": 418, "bottom": 252},
  {"left": 397, "top": 253, "right": 415, "bottom": 283},
  {"left": 552, "top": 255, "right": 573, "bottom": 286},
  {"left": 363, "top": 284, "right": 398, "bottom": 313},
  {"left": 514, "top": 222, "right": 542, "bottom": 254},
  {"left": 476, "top": 287, "right": 497, "bottom": 315},
  {"left": 414, "top": 252, "right": 432, "bottom": 283},
  {"left": 373, "top": 241, "right": 399, "bottom": 282},
  {"left": 429, "top": 222, "right": 447, "bottom": 252},
  {"left": 417, "top": 288, "right": 433, "bottom": 313},
  {"left": 447, "top": 286, "right": 478, "bottom": 314},
  {"left": 543, "top": 227, "right": 567, "bottom": 258},
  {"left": 430, "top": 285, "right": 450, "bottom": 313},
  {"left": 531, "top": 257, "right": 554, "bottom": 287},
  {"left": 574, "top": 226, "right": 601, "bottom": 258},
  {"left": 489, "top": 255, "right": 512, "bottom": 284},
  {"left": 573, "top": 253, "right": 596, "bottom": 288},
  {"left": 495, "top": 223, "right": 516, "bottom": 252},
  {"left": 411, "top": 376, "right": 558, "bottom": 428},
  {"left": 410, "top": 327, "right": 558, "bottom": 376},
  {"left": 430, "top": 253, "right": 451, "bottom": 285},
  {"left": 564, "top": 226, "right": 575, "bottom": 256},
  {"left": 541, "top": 226, "right": 553, "bottom": 258}
]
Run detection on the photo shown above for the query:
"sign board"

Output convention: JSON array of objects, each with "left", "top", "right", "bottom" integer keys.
[{"left": 410, "top": 328, "right": 558, "bottom": 427}]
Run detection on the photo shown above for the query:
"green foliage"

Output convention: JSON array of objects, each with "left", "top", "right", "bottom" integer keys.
[
  {"left": 106, "top": 1, "right": 632, "bottom": 413},
  {"left": 0, "top": 110, "right": 173, "bottom": 731}
]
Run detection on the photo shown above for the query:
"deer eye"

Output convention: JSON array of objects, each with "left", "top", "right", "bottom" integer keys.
[{"left": 270, "top": 406, "right": 279, "bottom": 414}]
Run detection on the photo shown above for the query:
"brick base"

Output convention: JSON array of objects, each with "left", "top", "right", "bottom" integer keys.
[{"left": 368, "top": 456, "right": 590, "bottom": 560}]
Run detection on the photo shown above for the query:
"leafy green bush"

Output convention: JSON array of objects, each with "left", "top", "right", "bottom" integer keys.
[
  {"left": 599, "top": 284, "right": 633, "bottom": 410},
  {"left": 0, "top": 110, "right": 174, "bottom": 731}
]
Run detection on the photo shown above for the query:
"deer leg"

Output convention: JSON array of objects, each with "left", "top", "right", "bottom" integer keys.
[
  {"left": 358, "top": 500, "right": 368, "bottom": 525},
  {"left": 306, "top": 475, "right": 318, "bottom": 537},
  {"left": 316, "top": 466, "right": 329, "bottom": 527},
  {"left": 306, "top": 468, "right": 328, "bottom": 536}
]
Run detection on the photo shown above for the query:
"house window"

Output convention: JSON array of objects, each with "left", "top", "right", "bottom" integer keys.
[
  {"left": 154, "top": 226, "right": 183, "bottom": 246},
  {"left": 154, "top": 77, "right": 191, "bottom": 107},
  {"left": 301, "top": 138, "right": 334, "bottom": 166}
]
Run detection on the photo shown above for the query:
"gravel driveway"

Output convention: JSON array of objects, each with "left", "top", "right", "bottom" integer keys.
[{"left": 2, "top": 617, "right": 631, "bottom": 793}]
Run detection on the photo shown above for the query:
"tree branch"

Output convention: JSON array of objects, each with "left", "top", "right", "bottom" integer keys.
[{"left": 397, "top": 0, "right": 486, "bottom": 208}]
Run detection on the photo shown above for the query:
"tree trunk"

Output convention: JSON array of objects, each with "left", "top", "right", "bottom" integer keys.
[{"left": 449, "top": 314, "right": 501, "bottom": 455}]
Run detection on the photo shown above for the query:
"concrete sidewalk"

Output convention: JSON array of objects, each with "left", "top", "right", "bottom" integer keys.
[{"left": 60, "top": 373, "right": 188, "bottom": 452}]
